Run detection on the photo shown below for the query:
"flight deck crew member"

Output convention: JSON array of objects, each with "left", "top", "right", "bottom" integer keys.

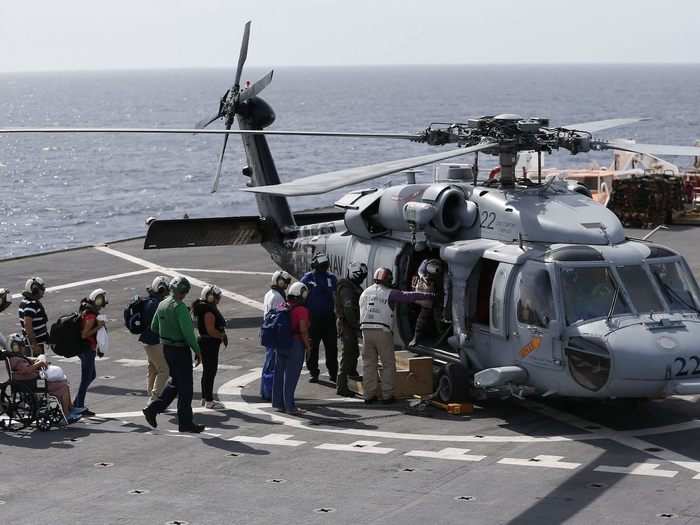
[
  {"left": 272, "top": 282, "right": 310, "bottom": 415},
  {"left": 335, "top": 262, "right": 368, "bottom": 396},
  {"left": 142, "top": 276, "right": 205, "bottom": 433},
  {"left": 0, "top": 288, "right": 12, "bottom": 351},
  {"left": 192, "top": 284, "right": 228, "bottom": 410},
  {"left": 18, "top": 277, "right": 49, "bottom": 356},
  {"left": 74, "top": 288, "right": 109, "bottom": 416},
  {"left": 359, "top": 268, "right": 434, "bottom": 404},
  {"left": 409, "top": 258, "right": 443, "bottom": 347},
  {"left": 301, "top": 252, "right": 338, "bottom": 383},
  {"left": 261, "top": 270, "right": 292, "bottom": 400},
  {"left": 140, "top": 276, "right": 171, "bottom": 401}
]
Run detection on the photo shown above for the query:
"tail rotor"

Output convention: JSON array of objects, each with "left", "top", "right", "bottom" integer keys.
[{"left": 194, "top": 20, "right": 274, "bottom": 193}]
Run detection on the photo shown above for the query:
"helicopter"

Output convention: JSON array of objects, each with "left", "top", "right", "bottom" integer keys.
[{"left": 4, "top": 22, "right": 700, "bottom": 404}]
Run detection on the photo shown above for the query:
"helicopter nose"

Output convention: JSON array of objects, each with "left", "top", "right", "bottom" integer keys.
[{"left": 604, "top": 321, "right": 700, "bottom": 397}]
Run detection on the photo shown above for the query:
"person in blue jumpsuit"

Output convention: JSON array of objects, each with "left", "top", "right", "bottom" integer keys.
[{"left": 301, "top": 252, "right": 338, "bottom": 383}]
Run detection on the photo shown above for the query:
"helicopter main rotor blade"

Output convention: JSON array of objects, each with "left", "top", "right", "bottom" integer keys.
[
  {"left": 234, "top": 21, "right": 251, "bottom": 90},
  {"left": 242, "top": 142, "right": 497, "bottom": 197},
  {"left": 0, "top": 127, "right": 418, "bottom": 139},
  {"left": 211, "top": 127, "right": 232, "bottom": 193},
  {"left": 239, "top": 70, "right": 274, "bottom": 102},
  {"left": 195, "top": 112, "right": 223, "bottom": 130},
  {"left": 596, "top": 141, "right": 700, "bottom": 157},
  {"left": 561, "top": 117, "right": 649, "bottom": 134}
]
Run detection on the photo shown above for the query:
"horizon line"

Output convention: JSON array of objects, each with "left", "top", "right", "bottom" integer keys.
[{"left": 1, "top": 61, "right": 699, "bottom": 75}]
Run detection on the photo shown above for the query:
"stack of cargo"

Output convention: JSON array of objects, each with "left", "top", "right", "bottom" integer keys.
[{"left": 609, "top": 174, "right": 685, "bottom": 227}]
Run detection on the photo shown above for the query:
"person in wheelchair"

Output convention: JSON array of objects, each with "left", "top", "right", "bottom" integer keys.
[{"left": 5, "top": 334, "right": 79, "bottom": 423}]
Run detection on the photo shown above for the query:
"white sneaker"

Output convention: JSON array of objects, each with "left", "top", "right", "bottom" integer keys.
[{"left": 205, "top": 401, "right": 225, "bottom": 410}]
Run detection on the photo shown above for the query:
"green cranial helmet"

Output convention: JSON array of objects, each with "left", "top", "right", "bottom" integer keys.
[{"left": 169, "top": 276, "right": 191, "bottom": 295}]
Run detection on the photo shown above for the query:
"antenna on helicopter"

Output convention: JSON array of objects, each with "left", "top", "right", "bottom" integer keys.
[{"left": 194, "top": 21, "right": 274, "bottom": 193}]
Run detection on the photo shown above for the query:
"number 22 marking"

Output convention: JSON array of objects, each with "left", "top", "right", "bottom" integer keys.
[
  {"left": 480, "top": 211, "right": 496, "bottom": 230},
  {"left": 674, "top": 356, "right": 700, "bottom": 377}
]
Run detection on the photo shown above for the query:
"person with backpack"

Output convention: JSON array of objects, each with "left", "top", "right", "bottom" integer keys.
[
  {"left": 335, "top": 262, "right": 368, "bottom": 397},
  {"left": 261, "top": 270, "right": 291, "bottom": 400},
  {"left": 192, "top": 284, "right": 228, "bottom": 410},
  {"left": 138, "top": 276, "right": 171, "bottom": 401},
  {"left": 18, "top": 277, "right": 49, "bottom": 356},
  {"left": 300, "top": 252, "right": 338, "bottom": 383},
  {"left": 271, "top": 282, "right": 310, "bottom": 416},
  {"left": 74, "top": 288, "right": 109, "bottom": 416},
  {"left": 142, "top": 277, "right": 205, "bottom": 433}
]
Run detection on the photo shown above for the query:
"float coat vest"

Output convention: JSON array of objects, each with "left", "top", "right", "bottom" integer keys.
[{"left": 359, "top": 284, "right": 393, "bottom": 332}]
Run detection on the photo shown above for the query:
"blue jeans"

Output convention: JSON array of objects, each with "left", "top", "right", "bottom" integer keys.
[
  {"left": 74, "top": 350, "right": 96, "bottom": 408},
  {"left": 260, "top": 347, "right": 275, "bottom": 400},
  {"left": 272, "top": 340, "right": 305, "bottom": 412}
]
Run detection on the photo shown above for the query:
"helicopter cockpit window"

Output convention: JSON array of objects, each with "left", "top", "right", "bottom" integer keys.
[
  {"left": 616, "top": 265, "right": 663, "bottom": 314},
  {"left": 517, "top": 266, "right": 555, "bottom": 328},
  {"left": 649, "top": 261, "right": 700, "bottom": 312},
  {"left": 560, "top": 266, "right": 630, "bottom": 325}
]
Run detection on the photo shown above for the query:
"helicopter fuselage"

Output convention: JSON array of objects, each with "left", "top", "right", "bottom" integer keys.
[{"left": 273, "top": 179, "right": 700, "bottom": 400}]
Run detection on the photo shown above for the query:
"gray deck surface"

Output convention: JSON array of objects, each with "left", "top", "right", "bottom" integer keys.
[{"left": 2, "top": 228, "right": 700, "bottom": 525}]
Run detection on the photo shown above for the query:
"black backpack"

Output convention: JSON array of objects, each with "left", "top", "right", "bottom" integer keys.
[
  {"left": 124, "top": 296, "right": 147, "bottom": 334},
  {"left": 49, "top": 312, "right": 89, "bottom": 357}
]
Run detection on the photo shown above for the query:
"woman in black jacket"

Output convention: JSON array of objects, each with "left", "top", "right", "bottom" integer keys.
[{"left": 192, "top": 285, "right": 228, "bottom": 409}]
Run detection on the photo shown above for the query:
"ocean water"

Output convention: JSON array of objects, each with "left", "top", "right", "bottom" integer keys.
[{"left": 1, "top": 65, "right": 699, "bottom": 258}]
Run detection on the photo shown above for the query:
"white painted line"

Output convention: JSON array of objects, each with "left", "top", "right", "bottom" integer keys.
[
  {"left": 217, "top": 368, "right": 263, "bottom": 396},
  {"left": 671, "top": 461, "right": 700, "bottom": 480},
  {"left": 521, "top": 399, "right": 700, "bottom": 478},
  {"left": 166, "top": 430, "right": 222, "bottom": 439},
  {"left": 315, "top": 440, "right": 394, "bottom": 455},
  {"left": 594, "top": 462, "right": 678, "bottom": 478},
  {"left": 229, "top": 433, "right": 306, "bottom": 447},
  {"left": 9, "top": 268, "right": 155, "bottom": 299},
  {"left": 94, "top": 245, "right": 264, "bottom": 311},
  {"left": 171, "top": 268, "right": 273, "bottom": 277},
  {"left": 114, "top": 358, "right": 149, "bottom": 367},
  {"left": 405, "top": 447, "right": 486, "bottom": 462},
  {"left": 498, "top": 455, "right": 581, "bottom": 470}
]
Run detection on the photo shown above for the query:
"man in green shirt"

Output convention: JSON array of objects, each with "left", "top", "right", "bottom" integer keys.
[{"left": 143, "top": 276, "right": 205, "bottom": 433}]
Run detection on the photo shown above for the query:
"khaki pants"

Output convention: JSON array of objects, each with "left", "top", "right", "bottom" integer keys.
[
  {"left": 144, "top": 343, "right": 169, "bottom": 401},
  {"left": 361, "top": 329, "right": 395, "bottom": 400}
]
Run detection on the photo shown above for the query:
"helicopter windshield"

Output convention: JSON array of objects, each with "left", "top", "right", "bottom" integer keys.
[
  {"left": 648, "top": 261, "right": 700, "bottom": 312},
  {"left": 560, "top": 266, "right": 631, "bottom": 325}
]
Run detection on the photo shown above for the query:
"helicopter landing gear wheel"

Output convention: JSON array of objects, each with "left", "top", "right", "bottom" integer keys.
[{"left": 437, "top": 363, "right": 470, "bottom": 403}]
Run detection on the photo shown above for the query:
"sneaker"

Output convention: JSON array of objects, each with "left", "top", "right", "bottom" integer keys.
[
  {"left": 309, "top": 376, "right": 319, "bottom": 384},
  {"left": 205, "top": 401, "right": 225, "bottom": 410},
  {"left": 82, "top": 409, "right": 96, "bottom": 417},
  {"left": 142, "top": 406, "right": 158, "bottom": 428},
  {"left": 286, "top": 408, "right": 305, "bottom": 416},
  {"left": 179, "top": 423, "right": 205, "bottom": 433}
]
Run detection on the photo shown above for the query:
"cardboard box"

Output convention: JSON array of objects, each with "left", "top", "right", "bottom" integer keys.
[{"left": 347, "top": 352, "right": 433, "bottom": 399}]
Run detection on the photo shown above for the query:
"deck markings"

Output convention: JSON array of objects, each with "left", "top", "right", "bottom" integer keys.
[
  {"left": 9, "top": 268, "right": 155, "bottom": 299},
  {"left": 594, "top": 462, "right": 678, "bottom": 478},
  {"left": 521, "top": 399, "right": 700, "bottom": 479},
  {"left": 498, "top": 455, "right": 581, "bottom": 470},
  {"left": 315, "top": 440, "right": 395, "bottom": 455},
  {"left": 170, "top": 268, "right": 273, "bottom": 276},
  {"left": 94, "top": 245, "right": 264, "bottom": 311},
  {"left": 405, "top": 447, "right": 486, "bottom": 462},
  {"left": 229, "top": 433, "right": 306, "bottom": 447}
]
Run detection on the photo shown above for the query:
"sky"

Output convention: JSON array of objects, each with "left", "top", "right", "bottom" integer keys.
[{"left": 1, "top": 0, "right": 699, "bottom": 72}]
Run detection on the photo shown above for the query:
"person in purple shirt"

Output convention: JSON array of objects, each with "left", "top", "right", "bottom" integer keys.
[
  {"left": 300, "top": 252, "right": 338, "bottom": 383},
  {"left": 359, "top": 267, "right": 434, "bottom": 404}
]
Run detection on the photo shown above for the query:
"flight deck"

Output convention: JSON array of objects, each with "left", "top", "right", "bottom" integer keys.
[{"left": 3, "top": 228, "right": 700, "bottom": 525}]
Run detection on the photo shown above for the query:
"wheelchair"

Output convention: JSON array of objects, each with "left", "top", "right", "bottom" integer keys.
[{"left": 0, "top": 349, "right": 67, "bottom": 431}]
